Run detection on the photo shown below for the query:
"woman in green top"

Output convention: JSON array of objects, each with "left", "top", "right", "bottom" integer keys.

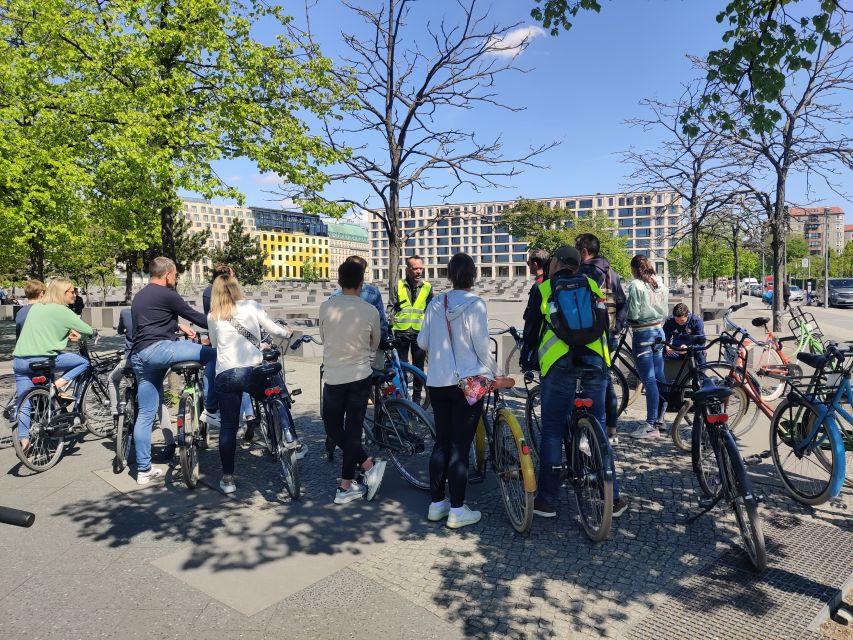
[
  {"left": 13, "top": 278, "right": 94, "bottom": 447},
  {"left": 626, "top": 255, "right": 669, "bottom": 440}
]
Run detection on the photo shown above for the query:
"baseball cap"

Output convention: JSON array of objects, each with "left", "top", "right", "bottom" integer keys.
[{"left": 553, "top": 245, "right": 581, "bottom": 268}]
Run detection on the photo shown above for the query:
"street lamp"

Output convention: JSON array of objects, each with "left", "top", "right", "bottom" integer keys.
[{"left": 824, "top": 207, "right": 830, "bottom": 307}]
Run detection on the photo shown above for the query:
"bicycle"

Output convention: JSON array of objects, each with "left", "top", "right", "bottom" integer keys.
[
  {"left": 787, "top": 305, "right": 826, "bottom": 357},
  {"left": 11, "top": 331, "right": 109, "bottom": 472},
  {"left": 768, "top": 343, "right": 851, "bottom": 505},
  {"left": 470, "top": 328, "right": 537, "bottom": 533},
  {"left": 294, "top": 333, "right": 435, "bottom": 488},
  {"left": 611, "top": 328, "right": 643, "bottom": 409},
  {"left": 173, "top": 357, "right": 207, "bottom": 489},
  {"left": 688, "top": 377, "right": 767, "bottom": 572},
  {"left": 112, "top": 361, "right": 137, "bottom": 474}
]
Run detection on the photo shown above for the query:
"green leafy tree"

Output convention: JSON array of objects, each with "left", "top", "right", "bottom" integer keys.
[
  {"left": 785, "top": 235, "right": 810, "bottom": 262},
  {"left": 504, "top": 200, "right": 631, "bottom": 276},
  {"left": 208, "top": 219, "right": 268, "bottom": 285},
  {"left": 301, "top": 259, "right": 320, "bottom": 283}
]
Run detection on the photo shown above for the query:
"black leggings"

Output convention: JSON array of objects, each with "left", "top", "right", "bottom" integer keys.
[
  {"left": 322, "top": 376, "right": 371, "bottom": 481},
  {"left": 428, "top": 385, "right": 483, "bottom": 508}
]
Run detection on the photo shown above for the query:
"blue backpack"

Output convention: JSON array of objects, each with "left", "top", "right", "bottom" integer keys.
[{"left": 546, "top": 274, "right": 608, "bottom": 346}]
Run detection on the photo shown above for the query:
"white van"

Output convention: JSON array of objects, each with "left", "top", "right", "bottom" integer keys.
[{"left": 741, "top": 277, "right": 759, "bottom": 293}]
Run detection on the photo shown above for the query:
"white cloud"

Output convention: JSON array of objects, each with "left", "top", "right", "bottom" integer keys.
[
  {"left": 278, "top": 198, "right": 295, "bottom": 208},
  {"left": 486, "top": 25, "right": 546, "bottom": 59},
  {"left": 228, "top": 175, "right": 242, "bottom": 183},
  {"left": 250, "top": 172, "right": 282, "bottom": 186}
]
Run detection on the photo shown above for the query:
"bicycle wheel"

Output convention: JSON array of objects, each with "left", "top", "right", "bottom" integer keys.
[
  {"left": 113, "top": 392, "right": 135, "bottom": 473},
  {"left": 493, "top": 409, "right": 535, "bottom": 534},
  {"left": 692, "top": 414, "right": 721, "bottom": 498},
  {"left": 256, "top": 400, "right": 275, "bottom": 457},
  {"left": 400, "top": 362, "right": 431, "bottom": 410},
  {"left": 617, "top": 352, "right": 643, "bottom": 409},
  {"left": 697, "top": 362, "right": 752, "bottom": 436},
  {"left": 524, "top": 385, "right": 542, "bottom": 461},
  {"left": 770, "top": 399, "right": 844, "bottom": 505},
  {"left": 746, "top": 344, "right": 786, "bottom": 402},
  {"left": 270, "top": 400, "right": 300, "bottom": 499},
  {"left": 178, "top": 393, "right": 200, "bottom": 489},
  {"left": 671, "top": 399, "right": 694, "bottom": 453},
  {"left": 13, "top": 388, "right": 64, "bottom": 472},
  {"left": 81, "top": 376, "right": 113, "bottom": 438},
  {"left": 570, "top": 417, "right": 613, "bottom": 542},
  {"left": 719, "top": 436, "right": 767, "bottom": 572},
  {"left": 378, "top": 398, "right": 435, "bottom": 490},
  {"left": 609, "top": 367, "right": 629, "bottom": 419}
]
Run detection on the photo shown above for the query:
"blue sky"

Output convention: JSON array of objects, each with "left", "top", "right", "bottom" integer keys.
[{"left": 198, "top": 1, "right": 852, "bottom": 223}]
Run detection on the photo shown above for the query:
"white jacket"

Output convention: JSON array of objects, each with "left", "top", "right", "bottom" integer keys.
[
  {"left": 417, "top": 290, "right": 498, "bottom": 388},
  {"left": 208, "top": 300, "right": 292, "bottom": 377}
]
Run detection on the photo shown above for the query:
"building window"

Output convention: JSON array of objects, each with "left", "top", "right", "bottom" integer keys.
[
  {"left": 579, "top": 199, "right": 593, "bottom": 209},
  {"left": 619, "top": 208, "right": 633, "bottom": 217}
]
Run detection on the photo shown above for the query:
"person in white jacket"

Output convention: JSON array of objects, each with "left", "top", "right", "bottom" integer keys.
[
  {"left": 207, "top": 274, "right": 294, "bottom": 495},
  {"left": 418, "top": 253, "right": 498, "bottom": 529}
]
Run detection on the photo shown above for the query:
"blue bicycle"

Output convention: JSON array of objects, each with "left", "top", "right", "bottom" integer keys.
[{"left": 769, "top": 342, "right": 851, "bottom": 505}]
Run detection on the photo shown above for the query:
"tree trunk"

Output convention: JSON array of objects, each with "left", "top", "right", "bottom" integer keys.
[
  {"left": 732, "top": 229, "right": 741, "bottom": 304},
  {"left": 124, "top": 259, "right": 134, "bottom": 304},
  {"left": 690, "top": 221, "right": 701, "bottom": 313},
  {"left": 28, "top": 231, "right": 45, "bottom": 281},
  {"left": 160, "top": 202, "right": 176, "bottom": 262},
  {"left": 771, "top": 178, "right": 787, "bottom": 332}
]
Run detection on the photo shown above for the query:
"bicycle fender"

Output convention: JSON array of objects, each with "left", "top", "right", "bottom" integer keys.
[
  {"left": 721, "top": 430, "right": 756, "bottom": 503},
  {"left": 822, "top": 415, "right": 846, "bottom": 499},
  {"left": 474, "top": 417, "right": 487, "bottom": 472},
  {"left": 497, "top": 408, "right": 537, "bottom": 493}
]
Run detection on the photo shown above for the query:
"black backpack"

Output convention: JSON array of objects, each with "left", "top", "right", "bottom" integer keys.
[{"left": 546, "top": 274, "right": 608, "bottom": 347}]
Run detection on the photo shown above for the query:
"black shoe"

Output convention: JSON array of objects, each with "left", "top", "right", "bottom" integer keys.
[
  {"left": 533, "top": 497, "right": 557, "bottom": 518},
  {"left": 158, "top": 442, "right": 176, "bottom": 462}
]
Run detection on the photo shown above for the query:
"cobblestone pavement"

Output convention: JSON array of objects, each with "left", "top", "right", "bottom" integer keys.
[{"left": 1, "top": 353, "right": 850, "bottom": 639}]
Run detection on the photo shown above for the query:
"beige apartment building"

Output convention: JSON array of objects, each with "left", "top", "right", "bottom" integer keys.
[
  {"left": 844, "top": 224, "right": 853, "bottom": 246},
  {"left": 326, "top": 222, "right": 370, "bottom": 277},
  {"left": 367, "top": 191, "right": 683, "bottom": 283},
  {"left": 788, "top": 207, "right": 845, "bottom": 256},
  {"left": 180, "top": 198, "right": 256, "bottom": 283}
]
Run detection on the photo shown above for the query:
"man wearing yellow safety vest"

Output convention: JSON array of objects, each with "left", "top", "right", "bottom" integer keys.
[
  {"left": 392, "top": 255, "right": 433, "bottom": 401},
  {"left": 520, "top": 246, "right": 628, "bottom": 519}
]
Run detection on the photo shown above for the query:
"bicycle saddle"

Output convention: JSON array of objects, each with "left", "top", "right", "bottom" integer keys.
[
  {"left": 254, "top": 362, "right": 282, "bottom": 377},
  {"left": 691, "top": 382, "right": 733, "bottom": 405},
  {"left": 751, "top": 317, "right": 769, "bottom": 327},
  {"left": 796, "top": 351, "right": 826, "bottom": 370},
  {"left": 371, "top": 369, "right": 395, "bottom": 384},
  {"left": 28, "top": 359, "right": 55, "bottom": 372},
  {"left": 171, "top": 361, "right": 204, "bottom": 373}
]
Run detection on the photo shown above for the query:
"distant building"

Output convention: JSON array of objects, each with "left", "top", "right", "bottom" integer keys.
[
  {"left": 367, "top": 191, "right": 682, "bottom": 283},
  {"left": 251, "top": 207, "right": 328, "bottom": 237},
  {"left": 844, "top": 224, "right": 853, "bottom": 246},
  {"left": 181, "top": 198, "right": 255, "bottom": 283},
  {"left": 788, "top": 207, "right": 845, "bottom": 255},
  {"left": 259, "top": 231, "right": 329, "bottom": 280},
  {"left": 326, "top": 221, "right": 370, "bottom": 278}
]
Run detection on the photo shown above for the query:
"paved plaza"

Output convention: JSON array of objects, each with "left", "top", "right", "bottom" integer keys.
[{"left": 0, "top": 299, "right": 851, "bottom": 639}]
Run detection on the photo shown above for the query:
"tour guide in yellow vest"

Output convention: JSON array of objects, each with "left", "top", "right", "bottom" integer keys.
[
  {"left": 392, "top": 255, "right": 433, "bottom": 401},
  {"left": 520, "top": 245, "right": 625, "bottom": 519}
]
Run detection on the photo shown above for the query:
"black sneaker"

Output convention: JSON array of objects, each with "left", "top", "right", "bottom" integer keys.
[
  {"left": 533, "top": 497, "right": 557, "bottom": 518},
  {"left": 158, "top": 442, "right": 176, "bottom": 462},
  {"left": 243, "top": 418, "right": 257, "bottom": 442}
]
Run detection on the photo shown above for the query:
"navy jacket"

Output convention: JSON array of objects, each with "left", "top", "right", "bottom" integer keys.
[{"left": 663, "top": 313, "right": 705, "bottom": 350}]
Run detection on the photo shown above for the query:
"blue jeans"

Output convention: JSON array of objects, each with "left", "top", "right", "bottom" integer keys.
[
  {"left": 633, "top": 327, "right": 666, "bottom": 424},
  {"left": 131, "top": 340, "right": 216, "bottom": 472},
  {"left": 13, "top": 353, "right": 89, "bottom": 439},
  {"left": 214, "top": 367, "right": 289, "bottom": 475},
  {"left": 537, "top": 352, "right": 620, "bottom": 506}
]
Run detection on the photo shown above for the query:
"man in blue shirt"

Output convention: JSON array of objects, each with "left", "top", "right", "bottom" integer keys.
[
  {"left": 331, "top": 255, "right": 389, "bottom": 343},
  {"left": 663, "top": 303, "right": 706, "bottom": 366},
  {"left": 14, "top": 280, "right": 46, "bottom": 339}
]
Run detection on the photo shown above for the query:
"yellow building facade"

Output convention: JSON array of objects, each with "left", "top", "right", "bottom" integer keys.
[{"left": 260, "top": 231, "right": 330, "bottom": 280}]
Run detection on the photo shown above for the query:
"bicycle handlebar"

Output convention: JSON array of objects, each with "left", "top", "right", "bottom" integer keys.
[
  {"left": 488, "top": 326, "right": 522, "bottom": 342},
  {"left": 290, "top": 334, "right": 322, "bottom": 350},
  {"left": 0, "top": 506, "right": 35, "bottom": 528}
]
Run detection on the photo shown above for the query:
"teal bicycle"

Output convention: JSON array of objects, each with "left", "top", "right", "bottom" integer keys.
[{"left": 769, "top": 343, "right": 851, "bottom": 505}]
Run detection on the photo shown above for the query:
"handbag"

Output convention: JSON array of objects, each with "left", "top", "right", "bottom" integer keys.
[{"left": 443, "top": 294, "right": 493, "bottom": 406}]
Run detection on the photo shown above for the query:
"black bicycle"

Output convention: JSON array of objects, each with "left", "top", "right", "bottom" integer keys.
[{"left": 686, "top": 340, "right": 767, "bottom": 572}]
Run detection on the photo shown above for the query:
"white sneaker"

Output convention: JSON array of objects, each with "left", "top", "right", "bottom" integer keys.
[
  {"left": 294, "top": 443, "right": 308, "bottom": 460},
  {"left": 201, "top": 410, "right": 221, "bottom": 428},
  {"left": 334, "top": 482, "right": 364, "bottom": 505},
  {"left": 446, "top": 505, "right": 481, "bottom": 529},
  {"left": 428, "top": 500, "right": 451, "bottom": 521},
  {"left": 609, "top": 435, "right": 620, "bottom": 447},
  {"left": 628, "top": 423, "right": 660, "bottom": 439},
  {"left": 220, "top": 475, "right": 236, "bottom": 494},
  {"left": 363, "top": 460, "right": 387, "bottom": 501},
  {"left": 136, "top": 467, "right": 164, "bottom": 485}
]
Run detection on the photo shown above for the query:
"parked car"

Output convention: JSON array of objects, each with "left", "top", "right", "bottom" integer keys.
[
  {"left": 814, "top": 278, "right": 853, "bottom": 308},
  {"left": 741, "top": 277, "right": 759, "bottom": 294},
  {"left": 788, "top": 285, "right": 804, "bottom": 302},
  {"left": 748, "top": 284, "right": 763, "bottom": 297}
]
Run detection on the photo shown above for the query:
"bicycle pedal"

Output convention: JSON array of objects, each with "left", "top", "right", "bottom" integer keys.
[
  {"left": 744, "top": 455, "right": 763, "bottom": 466},
  {"left": 698, "top": 497, "right": 717, "bottom": 509},
  {"left": 755, "top": 493, "right": 767, "bottom": 504},
  {"left": 290, "top": 388, "right": 302, "bottom": 396}
]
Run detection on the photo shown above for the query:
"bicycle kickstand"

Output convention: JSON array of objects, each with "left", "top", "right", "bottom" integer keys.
[{"left": 683, "top": 493, "right": 725, "bottom": 524}]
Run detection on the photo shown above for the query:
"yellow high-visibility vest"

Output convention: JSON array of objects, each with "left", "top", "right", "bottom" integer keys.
[
  {"left": 537, "top": 278, "right": 610, "bottom": 376},
  {"left": 393, "top": 279, "right": 432, "bottom": 331}
]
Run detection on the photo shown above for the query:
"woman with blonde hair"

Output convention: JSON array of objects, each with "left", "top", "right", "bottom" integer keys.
[
  {"left": 626, "top": 255, "right": 669, "bottom": 440},
  {"left": 207, "top": 273, "right": 294, "bottom": 494},
  {"left": 12, "top": 278, "right": 94, "bottom": 449}
]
